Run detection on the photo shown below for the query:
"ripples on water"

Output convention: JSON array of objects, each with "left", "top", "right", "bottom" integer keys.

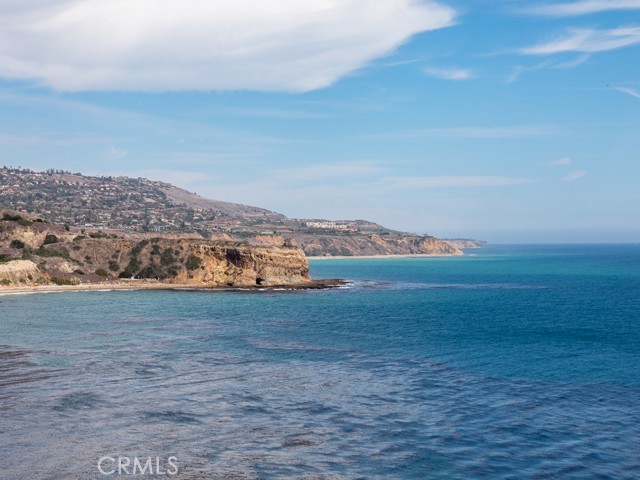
[{"left": 1, "top": 245, "right": 640, "bottom": 479}]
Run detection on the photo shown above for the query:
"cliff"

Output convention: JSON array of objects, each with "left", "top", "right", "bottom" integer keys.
[
  {"left": 0, "top": 210, "right": 310, "bottom": 288},
  {"left": 285, "top": 233, "right": 462, "bottom": 257},
  {"left": 442, "top": 238, "right": 488, "bottom": 249}
]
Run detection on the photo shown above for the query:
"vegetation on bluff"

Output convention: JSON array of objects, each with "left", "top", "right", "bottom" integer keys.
[{"left": 0, "top": 209, "right": 311, "bottom": 288}]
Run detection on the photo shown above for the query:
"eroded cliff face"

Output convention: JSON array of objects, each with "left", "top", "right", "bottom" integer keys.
[
  {"left": 287, "top": 233, "right": 463, "bottom": 256},
  {"left": 172, "top": 243, "right": 310, "bottom": 287},
  {"left": 0, "top": 210, "right": 310, "bottom": 287}
]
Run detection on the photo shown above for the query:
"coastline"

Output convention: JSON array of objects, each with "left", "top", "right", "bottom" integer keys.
[
  {"left": 0, "top": 278, "right": 347, "bottom": 296},
  {"left": 308, "top": 253, "right": 463, "bottom": 260}
]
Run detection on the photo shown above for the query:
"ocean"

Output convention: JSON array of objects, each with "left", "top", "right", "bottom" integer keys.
[{"left": 1, "top": 244, "right": 639, "bottom": 479}]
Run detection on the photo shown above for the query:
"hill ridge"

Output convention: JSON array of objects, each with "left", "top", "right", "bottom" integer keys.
[{"left": 0, "top": 166, "right": 464, "bottom": 257}]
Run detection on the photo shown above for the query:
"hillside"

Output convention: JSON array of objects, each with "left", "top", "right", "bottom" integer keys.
[
  {"left": 0, "top": 167, "right": 464, "bottom": 257},
  {"left": 0, "top": 210, "right": 311, "bottom": 288}
]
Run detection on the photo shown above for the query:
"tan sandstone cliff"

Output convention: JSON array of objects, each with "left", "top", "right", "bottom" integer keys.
[
  {"left": 286, "top": 233, "right": 463, "bottom": 257},
  {"left": 0, "top": 210, "right": 310, "bottom": 288}
]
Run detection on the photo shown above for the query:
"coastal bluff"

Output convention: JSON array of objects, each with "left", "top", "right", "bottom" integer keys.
[
  {"left": 1, "top": 167, "right": 465, "bottom": 258},
  {"left": 0, "top": 210, "right": 310, "bottom": 288}
]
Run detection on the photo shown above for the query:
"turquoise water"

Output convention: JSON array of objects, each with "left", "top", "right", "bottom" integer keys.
[{"left": 1, "top": 244, "right": 639, "bottom": 479}]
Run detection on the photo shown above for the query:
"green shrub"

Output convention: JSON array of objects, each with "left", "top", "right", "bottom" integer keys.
[
  {"left": 43, "top": 234, "right": 59, "bottom": 245},
  {"left": 1, "top": 279, "right": 11, "bottom": 286},
  {"left": 160, "top": 248, "right": 176, "bottom": 266},
  {"left": 95, "top": 268, "right": 108, "bottom": 277},
  {"left": 130, "top": 240, "right": 149, "bottom": 257},
  {"left": 10, "top": 239, "right": 25, "bottom": 249},
  {"left": 50, "top": 276, "right": 75, "bottom": 286},
  {"left": 17, "top": 219, "right": 32, "bottom": 227},
  {"left": 35, "top": 246, "right": 70, "bottom": 259},
  {"left": 138, "top": 263, "right": 164, "bottom": 279},
  {"left": 2, "top": 213, "right": 23, "bottom": 221},
  {"left": 108, "top": 260, "right": 120, "bottom": 272},
  {"left": 167, "top": 266, "right": 179, "bottom": 278},
  {"left": 185, "top": 254, "right": 202, "bottom": 271},
  {"left": 119, "top": 258, "right": 142, "bottom": 278}
]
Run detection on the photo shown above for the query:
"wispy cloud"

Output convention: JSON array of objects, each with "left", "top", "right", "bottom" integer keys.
[
  {"left": 547, "top": 54, "right": 591, "bottom": 69},
  {"left": 613, "top": 86, "right": 640, "bottom": 99},
  {"left": 0, "top": 0, "right": 455, "bottom": 92},
  {"left": 423, "top": 66, "right": 474, "bottom": 80},
  {"left": 105, "top": 146, "right": 127, "bottom": 160},
  {"left": 506, "top": 66, "right": 526, "bottom": 84},
  {"left": 385, "top": 176, "right": 534, "bottom": 188},
  {"left": 563, "top": 170, "right": 587, "bottom": 181},
  {"left": 506, "top": 54, "right": 589, "bottom": 82},
  {"left": 524, "top": 1, "right": 640, "bottom": 16},
  {"left": 380, "top": 125, "right": 555, "bottom": 140},
  {"left": 520, "top": 27, "right": 640, "bottom": 55},
  {"left": 551, "top": 157, "right": 572, "bottom": 166}
]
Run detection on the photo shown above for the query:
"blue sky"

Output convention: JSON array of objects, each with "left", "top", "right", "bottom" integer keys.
[{"left": 1, "top": 0, "right": 639, "bottom": 242}]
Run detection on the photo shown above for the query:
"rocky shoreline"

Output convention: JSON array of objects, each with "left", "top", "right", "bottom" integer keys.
[{"left": 0, "top": 278, "right": 347, "bottom": 296}]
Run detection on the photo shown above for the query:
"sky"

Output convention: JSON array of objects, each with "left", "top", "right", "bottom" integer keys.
[{"left": 0, "top": 0, "right": 639, "bottom": 243}]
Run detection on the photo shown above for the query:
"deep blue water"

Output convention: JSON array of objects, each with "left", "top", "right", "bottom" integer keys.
[{"left": 1, "top": 244, "right": 639, "bottom": 479}]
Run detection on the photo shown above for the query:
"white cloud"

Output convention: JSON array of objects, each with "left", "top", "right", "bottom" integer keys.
[
  {"left": 0, "top": 0, "right": 455, "bottom": 92},
  {"left": 614, "top": 86, "right": 640, "bottom": 99},
  {"left": 563, "top": 170, "right": 587, "bottom": 181},
  {"left": 524, "top": 1, "right": 640, "bottom": 16},
  {"left": 423, "top": 66, "right": 473, "bottom": 80},
  {"left": 385, "top": 176, "right": 533, "bottom": 188},
  {"left": 551, "top": 157, "right": 572, "bottom": 166},
  {"left": 520, "top": 27, "right": 640, "bottom": 55}
]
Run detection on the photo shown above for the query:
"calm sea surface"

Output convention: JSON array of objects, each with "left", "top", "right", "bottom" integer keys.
[{"left": 1, "top": 244, "right": 639, "bottom": 479}]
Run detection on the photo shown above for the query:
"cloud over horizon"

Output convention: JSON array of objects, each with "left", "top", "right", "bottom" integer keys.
[{"left": 0, "top": 0, "right": 455, "bottom": 92}]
